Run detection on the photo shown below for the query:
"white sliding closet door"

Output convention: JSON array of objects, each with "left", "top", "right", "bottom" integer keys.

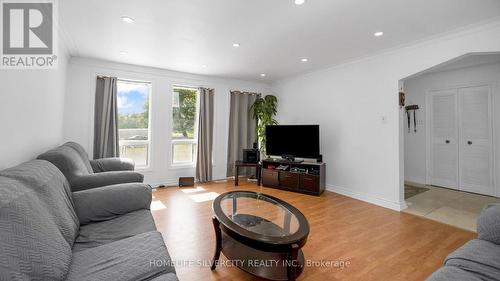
[
  {"left": 458, "top": 86, "right": 493, "bottom": 195},
  {"left": 429, "top": 89, "right": 459, "bottom": 189}
]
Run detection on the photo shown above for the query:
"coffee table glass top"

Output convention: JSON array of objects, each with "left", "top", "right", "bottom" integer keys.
[{"left": 218, "top": 191, "right": 301, "bottom": 237}]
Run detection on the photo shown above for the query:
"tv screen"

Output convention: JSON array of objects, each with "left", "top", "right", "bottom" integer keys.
[{"left": 265, "top": 125, "right": 320, "bottom": 158}]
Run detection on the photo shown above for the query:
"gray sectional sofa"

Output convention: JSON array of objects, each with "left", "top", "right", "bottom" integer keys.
[
  {"left": 37, "top": 142, "right": 144, "bottom": 191},
  {"left": 0, "top": 160, "right": 177, "bottom": 281},
  {"left": 427, "top": 204, "right": 500, "bottom": 281}
]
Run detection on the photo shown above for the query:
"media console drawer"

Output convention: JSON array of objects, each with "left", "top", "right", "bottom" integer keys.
[
  {"left": 262, "top": 169, "right": 279, "bottom": 186},
  {"left": 299, "top": 174, "right": 320, "bottom": 192},
  {"left": 279, "top": 172, "right": 299, "bottom": 189}
]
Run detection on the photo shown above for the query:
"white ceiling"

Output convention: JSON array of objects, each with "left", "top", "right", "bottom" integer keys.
[{"left": 60, "top": 0, "right": 500, "bottom": 82}]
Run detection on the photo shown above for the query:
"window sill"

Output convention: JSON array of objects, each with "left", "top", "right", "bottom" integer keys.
[
  {"left": 135, "top": 166, "right": 153, "bottom": 173},
  {"left": 169, "top": 164, "right": 196, "bottom": 170}
]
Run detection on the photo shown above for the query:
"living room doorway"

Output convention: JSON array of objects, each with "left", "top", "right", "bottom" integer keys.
[{"left": 399, "top": 52, "right": 500, "bottom": 231}]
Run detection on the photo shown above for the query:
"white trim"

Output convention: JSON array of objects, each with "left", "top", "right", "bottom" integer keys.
[
  {"left": 404, "top": 180, "right": 426, "bottom": 188},
  {"left": 147, "top": 178, "right": 179, "bottom": 188},
  {"left": 168, "top": 163, "right": 196, "bottom": 170},
  {"left": 326, "top": 184, "right": 407, "bottom": 211},
  {"left": 70, "top": 57, "right": 272, "bottom": 88},
  {"left": 404, "top": 176, "right": 426, "bottom": 185}
]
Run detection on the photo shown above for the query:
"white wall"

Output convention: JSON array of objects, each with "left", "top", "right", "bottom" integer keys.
[
  {"left": 271, "top": 20, "right": 500, "bottom": 211},
  {"left": 403, "top": 61, "right": 500, "bottom": 195},
  {"left": 0, "top": 45, "right": 69, "bottom": 170},
  {"left": 64, "top": 57, "right": 270, "bottom": 186}
]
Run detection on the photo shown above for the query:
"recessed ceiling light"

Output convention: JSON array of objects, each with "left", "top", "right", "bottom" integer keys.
[
  {"left": 121, "top": 16, "right": 135, "bottom": 23},
  {"left": 295, "top": 0, "right": 305, "bottom": 5},
  {"left": 232, "top": 43, "right": 240, "bottom": 47},
  {"left": 374, "top": 31, "right": 384, "bottom": 37},
  {"left": 119, "top": 51, "right": 128, "bottom": 55},
  {"left": 201, "top": 64, "right": 208, "bottom": 68},
  {"left": 260, "top": 73, "right": 266, "bottom": 77},
  {"left": 300, "top": 58, "right": 309, "bottom": 62}
]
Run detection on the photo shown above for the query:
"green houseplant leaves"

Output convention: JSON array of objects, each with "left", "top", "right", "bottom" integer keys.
[{"left": 251, "top": 95, "right": 278, "bottom": 156}]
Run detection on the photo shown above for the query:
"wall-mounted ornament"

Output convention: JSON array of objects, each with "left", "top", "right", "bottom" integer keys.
[
  {"left": 399, "top": 88, "right": 405, "bottom": 108},
  {"left": 405, "top": 104, "right": 419, "bottom": 133}
]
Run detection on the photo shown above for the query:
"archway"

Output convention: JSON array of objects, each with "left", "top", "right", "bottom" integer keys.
[{"left": 398, "top": 52, "right": 500, "bottom": 231}]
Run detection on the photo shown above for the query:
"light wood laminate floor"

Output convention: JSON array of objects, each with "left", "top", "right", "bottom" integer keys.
[{"left": 151, "top": 180, "right": 475, "bottom": 281}]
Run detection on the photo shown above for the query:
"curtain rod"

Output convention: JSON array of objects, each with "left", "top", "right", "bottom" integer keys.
[
  {"left": 230, "top": 90, "right": 261, "bottom": 95},
  {"left": 96, "top": 75, "right": 152, "bottom": 85}
]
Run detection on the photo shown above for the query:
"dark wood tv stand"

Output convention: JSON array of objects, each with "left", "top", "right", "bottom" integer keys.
[{"left": 261, "top": 159, "right": 325, "bottom": 196}]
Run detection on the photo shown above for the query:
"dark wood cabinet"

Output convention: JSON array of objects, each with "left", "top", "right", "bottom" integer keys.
[
  {"left": 279, "top": 171, "right": 299, "bottom": 189},
  {"left": 261, "top": 159, "right": 325, "bottom": 196},
  {"left": 262, "top": 169, "right": 279, "bottom": 187},
  {"left": 299, "top": 174, "right": 320, "bottom": 193}
]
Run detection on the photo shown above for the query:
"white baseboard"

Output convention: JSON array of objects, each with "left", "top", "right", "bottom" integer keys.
[
  {"left": 147, "top": 179, "right": 179, "bottom": 188},
  {"left": 404, "top": 176, "right": 426, "bottom": 186},
  {"left": 404, "top": 180, "right": 426, "bottom": 188},
  {"left": 326, "top": 184, "right": 407, "bottom": 211},
  {"left": 147, "top": 176, "right": 232, "bottom": 188}
]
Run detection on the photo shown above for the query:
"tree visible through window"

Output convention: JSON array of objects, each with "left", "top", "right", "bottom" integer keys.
[
  {"left": 117, "top": 80, "right": 151, "bottom": 167},
  {"left": 172, "top": 87, "right": 199, "bottom": 164}
]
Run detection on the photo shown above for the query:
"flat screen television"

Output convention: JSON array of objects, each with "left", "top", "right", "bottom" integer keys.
[{"left": 265, "top": 125, "right": 320, "bottom": 158}]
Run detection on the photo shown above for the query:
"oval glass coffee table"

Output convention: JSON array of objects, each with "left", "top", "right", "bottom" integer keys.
[{"left": 211, "top": 191, "right": 309, "bottom": 281}]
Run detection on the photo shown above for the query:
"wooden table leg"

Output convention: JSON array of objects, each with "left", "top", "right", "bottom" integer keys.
[
  {"left": 287, "top": 244, "right": 300, "bottom": 281},
  {"left": 235, "top": 165, "right": 239, "bottom": 186},
  {"left": 210, "top": 217, "right": 222, "bottom": 270}
]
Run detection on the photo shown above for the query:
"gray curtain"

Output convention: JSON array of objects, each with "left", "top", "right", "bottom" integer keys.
[
  {"left": 93, "top": 76, "right": 119, "bottom": 159},
  {"left": 196, "top": 88, "right": 215, "bottom": 182},
  {"left": 226, "top": 91, "right": 259, "bottom": 177}
]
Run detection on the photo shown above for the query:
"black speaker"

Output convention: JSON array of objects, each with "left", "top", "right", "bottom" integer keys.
[
  {"left": 317, "top": 154, "right": 323, "bottom": 163},
  {"left": 243, "top": 149, "right": 259, "bottom": 163},
  {"left": 179, "top": 177, "right": 195, "bottom": 187}
]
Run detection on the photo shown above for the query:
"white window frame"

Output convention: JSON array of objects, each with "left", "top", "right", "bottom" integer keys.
[
  {"left": 171, "top": 85, "right": 200, "bottom": 167},
  {"left": 117, "top": 79, "right": 152, "bottom": 170}
]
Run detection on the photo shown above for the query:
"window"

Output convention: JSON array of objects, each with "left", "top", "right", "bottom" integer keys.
[
  {"left": 117, "top": 80, "right": 151, "bottom": 168},
  {"left": 172, "top": 86, "right": 199, "bottom": 165}
]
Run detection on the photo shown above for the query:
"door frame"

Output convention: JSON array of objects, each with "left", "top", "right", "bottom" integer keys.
[{"left": 425, "top": 82, "right": 495, "bottom": 195}]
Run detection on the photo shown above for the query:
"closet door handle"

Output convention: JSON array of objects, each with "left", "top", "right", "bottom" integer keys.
[
  {"left": 445, "top": 140, "right": 450, "bottom": 144},
  {"left": 467, "top": 141, "right": 472, "bottom": 145}
]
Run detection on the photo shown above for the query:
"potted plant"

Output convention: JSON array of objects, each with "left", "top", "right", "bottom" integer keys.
[{"left": 251, "top": 95, "right": 278, "bottom": 156}]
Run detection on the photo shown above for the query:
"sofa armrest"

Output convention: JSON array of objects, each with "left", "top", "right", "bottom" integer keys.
[
  {"left": 90, "top": 158, "right": 135, "bottom": 173},
  {"left": 72, "top": 182, "right": 152, "bottom": 225},
  {"left": 477, "top": 203, "right": 500, "bottom": 245},
  {"left": 71, "top": 171, "right": 144, "bottom": 191}
]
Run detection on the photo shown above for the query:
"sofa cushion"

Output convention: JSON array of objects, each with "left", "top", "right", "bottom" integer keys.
[
  {"left": 426, "top": 266, "right": 484, "bottom": 281},
  {"left": 444, "top": 239, "right": 500, "bottom": 281},
  {"left": 37, "top": 145, "right": 91, "bottom": 181},
  {"left": 0, "top": 160, "right": 79, "bottom": 247},
  {"left": 63, "top": 142, "right": 94, "bottom": 174},
  {"left": 72, "top": 183, "right": 152, "bottom": 225},
  {"left": 477, "top": 204, "right": 500, "bottom": 245},
  {"left": 90, "top": 157, "right": 135, "bottom": 172},
  {"left": 0, "top": 177, "right": 72, "bottom": 281},
  {"left": 73, "top": 209, "right": 156, "bottom": 252},
  {"left": 66, "top": 231, "right": 175, "bottom": 281}
]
